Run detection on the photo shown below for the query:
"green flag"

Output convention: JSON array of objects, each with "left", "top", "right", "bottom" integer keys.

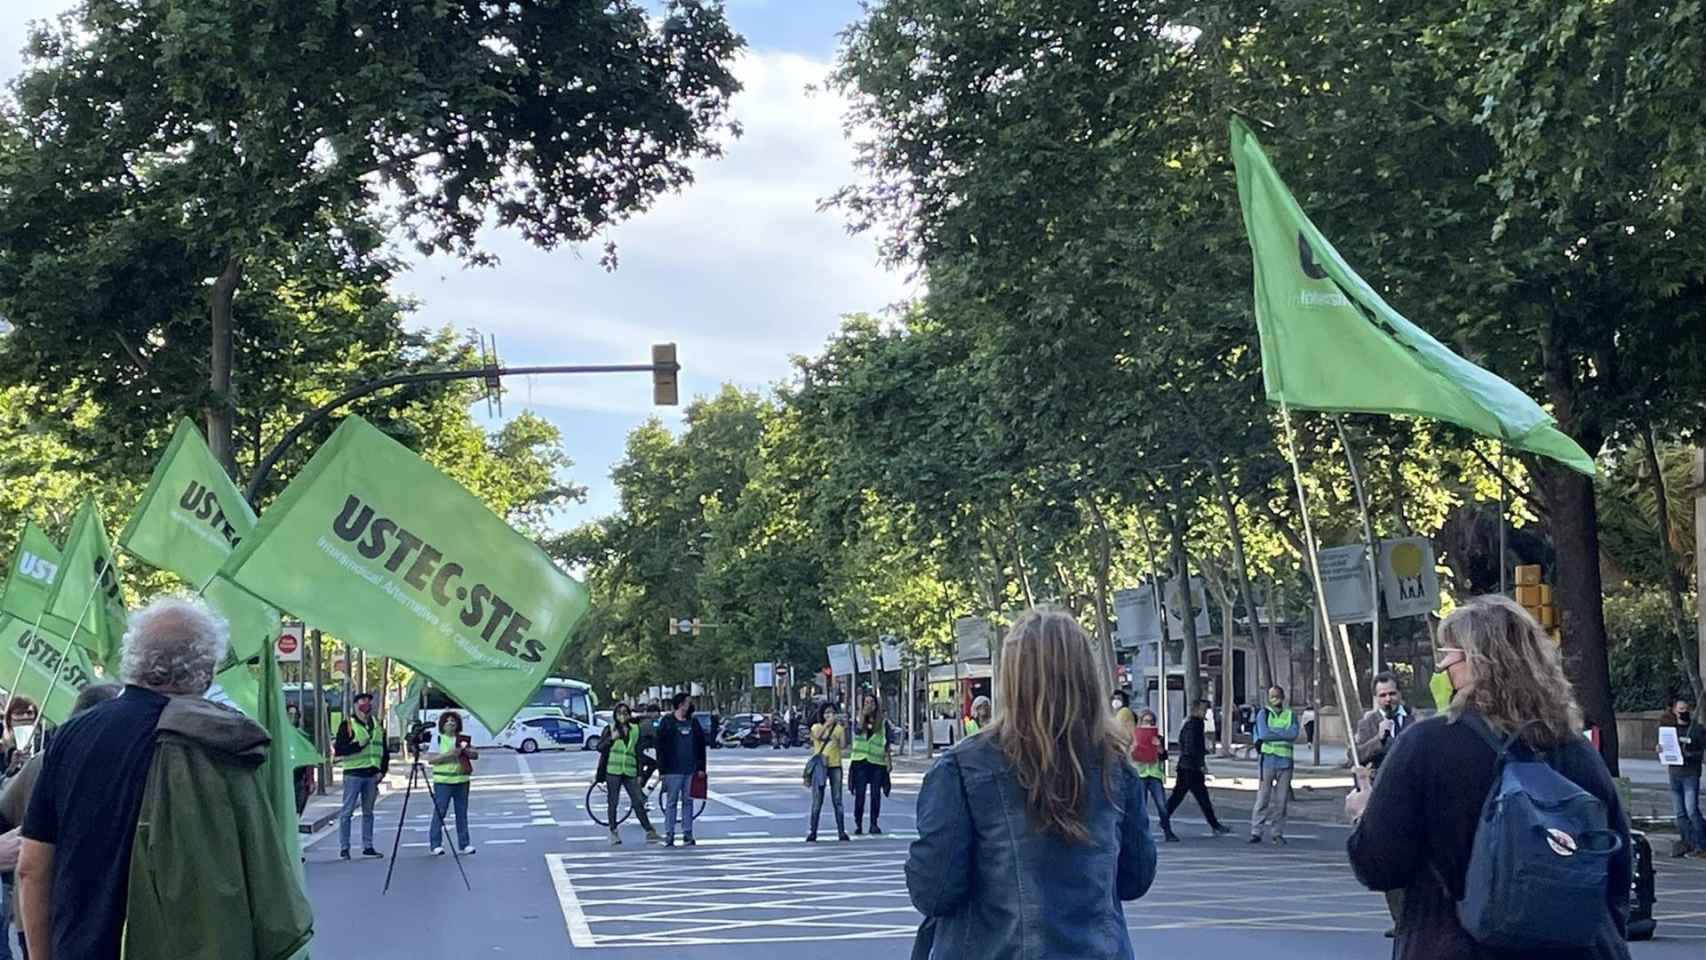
[
  {"left": 219, "top": 416, "right": 589, "bottom": 731},
  {"left": 0, "top": 522, "right": 74, "bottom": 633},
  {"left": 389, "top": 672, "right": 426, "bottom": 742},
  {"left": 118, "top": 418, "right": 257, "bottom": 587},
  {"left": 1228, "top": 117, "right": 1595, "bottom": 475},
  {"left": 209, "top": 656, "right": 322, "bottom": 768},
  {"left": 39, "top": 498, "right": 127, "bottom": 668},
  {"left": 0, "top": 615, "right": 98, "bottom": 724},
  {"left": 201, "top": 574, "right": 281, "bottom": 663}
]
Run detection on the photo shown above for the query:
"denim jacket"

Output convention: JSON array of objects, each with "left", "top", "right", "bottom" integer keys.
[{"left": 905, "top": 733, "right": 1158, "bottom": 959}]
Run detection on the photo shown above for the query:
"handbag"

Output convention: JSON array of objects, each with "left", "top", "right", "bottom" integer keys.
[
  {"left": 690, "top": 769, "right": 708, "bottom": 800},
  {"left": 802, "top": 753, "right": 826, "bottom": 789}
]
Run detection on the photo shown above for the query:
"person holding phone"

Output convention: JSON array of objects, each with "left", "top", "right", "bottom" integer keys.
[
  {"left": 807, "top": 704, "right": 850, "bottom": 842},
  {"left": 425, "top": 711, "right": 478, "bottom": 856}
]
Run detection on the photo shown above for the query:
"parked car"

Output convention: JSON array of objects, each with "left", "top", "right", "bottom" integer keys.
[
  {"left": 720, "top": 713, "right": 772, "bottom": 748},
  {"left": 498, "top": 715, "right": 586, "bottom": 753}
]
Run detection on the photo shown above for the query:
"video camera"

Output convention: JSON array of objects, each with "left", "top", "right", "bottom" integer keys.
[{"left": 405, "top": 720, "right": 434, "bottom": 756}]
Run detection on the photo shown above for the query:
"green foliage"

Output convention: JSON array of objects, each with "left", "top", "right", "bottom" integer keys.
[{"left": 1605, "top": 590, "right": 1698, "bottom": 712}]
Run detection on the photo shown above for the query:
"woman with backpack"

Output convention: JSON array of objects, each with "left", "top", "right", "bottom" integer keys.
[
  {"left": 1132, "top": 709, "right": 1180, "bottom": 843},
  {"left": 1344, "top": 595, "right": 1633, "bottom": 960},
  {"left": 905, "top": 608, "right": 1157, "bottom": 958}
]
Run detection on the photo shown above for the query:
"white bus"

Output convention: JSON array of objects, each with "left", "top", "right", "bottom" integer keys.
[{"left": 417, "top": 678, "right": 601, "bottom": 750}]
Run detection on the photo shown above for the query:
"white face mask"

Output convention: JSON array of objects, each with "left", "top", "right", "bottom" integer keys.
[{"left": 1111, "top": 700, "right": 1122, "bottom": 711}]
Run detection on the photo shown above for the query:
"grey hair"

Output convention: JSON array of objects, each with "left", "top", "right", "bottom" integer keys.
[{"left": 120, "top": 596, "right": 230, "bottom": 695}]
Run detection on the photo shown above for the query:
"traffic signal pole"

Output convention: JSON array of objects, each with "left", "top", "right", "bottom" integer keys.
[{"left": 244, "top": 349, "right": 681, "bottom": 504}]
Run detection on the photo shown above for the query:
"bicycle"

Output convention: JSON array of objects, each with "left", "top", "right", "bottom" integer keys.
[{"left": 585, "top": 761, "right": 707, "bottom": 827}]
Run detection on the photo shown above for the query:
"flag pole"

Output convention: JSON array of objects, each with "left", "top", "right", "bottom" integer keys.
[
  {"left": 1280, "top": 403, "right": 1362, "bottom": 767},
  {"left": 33, "top": 556, "right": 113, "bottom": 733},
  {"left": 1333, "top": 415, "right": 1381, "bottom": 683},
  {"left": 1498, "top": 443, "right": 1509, "bottom": 595}
]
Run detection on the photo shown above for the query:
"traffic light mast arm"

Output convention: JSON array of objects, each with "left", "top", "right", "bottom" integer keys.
[{"left": 244, "top": 353, "right": 681, "bottom": 505}]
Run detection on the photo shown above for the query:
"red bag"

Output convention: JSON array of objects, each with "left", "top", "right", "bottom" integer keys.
[
  {"left": 689, "top": 769, "right": 708, "bottom": 800},
  {"left": 1130, "top": 727, "right": 1161, "bottom": 764}
]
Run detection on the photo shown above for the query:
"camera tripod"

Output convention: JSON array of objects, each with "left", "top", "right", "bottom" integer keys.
[{"left": 382, "top": 732, "right": 472, "bottom": 895}]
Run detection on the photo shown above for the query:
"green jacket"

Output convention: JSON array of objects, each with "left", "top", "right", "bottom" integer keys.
[{"left": 123, "top": 697, "right": 313, "bottom": 960}]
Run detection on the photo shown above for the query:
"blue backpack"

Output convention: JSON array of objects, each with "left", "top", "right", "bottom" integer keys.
[{"left": 1452, "top": 713, "right": 1622, "bottom": 950}]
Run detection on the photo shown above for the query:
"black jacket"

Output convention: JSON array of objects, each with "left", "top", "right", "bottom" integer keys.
[
  {"left": 1665, "top": 717, "right": 1705, "bottom": 778},
  {"left": 655, "top": 713, "right": 707, "bottom": 777},
  {"left": 1176, "top": 717, "right": 1209, "bottom": 772},
  {"left": 1347, "top": 713, "right": 1631, "bottom": 960}
]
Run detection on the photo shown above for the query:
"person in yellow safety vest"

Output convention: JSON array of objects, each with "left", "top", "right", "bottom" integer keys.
[
  {"left": 423, "top": 710, "right": 479, "bottom": 856},
  {"left": 1249, "top": 685, "right": 1301, "bottom": 845},
  {"left": 850, "top": 694, "right": 892, "bottom": 835},
  {"left": 965, "top": 696, "right": 992, "bottom": 736},
  {"left": 333, "top": 691, "right": 390, "bottom": 860},
  {"left": 599, "top": 703, "right": 661, "bottom": 846}
]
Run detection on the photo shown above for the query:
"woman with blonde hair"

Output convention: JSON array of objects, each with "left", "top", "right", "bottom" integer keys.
[
  {"left": 905, "top": 608, "right": 1157, "bottom": 959},
  {"left": 1345, "top": 596, "right": 1632, "bottom": 960}
]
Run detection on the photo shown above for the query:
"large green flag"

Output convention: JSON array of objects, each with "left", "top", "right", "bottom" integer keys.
[
  {"left": 1229, "top": 118, "right": 1595, "bottom": 475},
  {"left": 201, "top": 574, "right": 281, "bottom": 663},
  {"left": 0, "top": 615, "right": 98, "bottom": 724},
  {"left": 209, "top": 655, "right": 322, "bottom": 768},
  {"left": 39, "top": 498, "right": 127, "bottom": 668},
  {"left": 0, "top": 522, "right": 75, "bottom": 634},
  {"left": 118, "top": 418, "right": 257, "bottom": 586},
  {"left": 219, "top": 416, "right": 590, "bottom": 731}
]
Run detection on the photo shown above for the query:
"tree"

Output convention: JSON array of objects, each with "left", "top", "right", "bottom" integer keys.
[{"left": 0, "top": 0, "right": 742, "bottom": 475}]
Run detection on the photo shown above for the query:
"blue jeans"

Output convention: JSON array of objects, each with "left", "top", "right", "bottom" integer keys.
[
  {"left": 0, "top": 877, "right": 14, "bottom": 960},
  {"left": 1670, "top": 774, "right": 1705, "bottom": 850},
  {"left": 338, "top": 770, "right": 380, "bottom": 852},
  {"left": 1138, "top": 775, "right": 1173, "bottom": 834},
  {"left": 662, "top": 774, "right": 695, "bottom": 840},
  {"left": 429, "top": 781, "right": 471, "bottom": 850}
]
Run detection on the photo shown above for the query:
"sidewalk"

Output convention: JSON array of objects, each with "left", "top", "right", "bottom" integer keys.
[{"left": 299, "top": 766, "right": 412, "bottom": 833}]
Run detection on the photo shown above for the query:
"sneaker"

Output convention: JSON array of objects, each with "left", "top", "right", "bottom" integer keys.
[
  {"left": 1164, "top": 832, "right": 1182, "bottom": 843},
  {"left": 855, "top": 826, "right": 864, "bottom": 836},
  {"left": 664, "top": 837, "right": 675, "bottom": 848},
  {"left": 838, "top": 833, "right": 851, "bottom": 842},
  {"left": 1691, "top": 850, "right": 1706, "bottom": 860},
  {"left": 870, "top": 825, "right": 883, "bottom": 836},
  {"left": 1212, "top": 825, "right": 1232, "bottom": 836},
  {"left": 1272, "top": 836, "right": 1287, "bottom": 846},
  {"left": 609, "top": 833, "right": 622, "bottom": 847},
  {"left": 805, "top": 834, "right": 818, "bottom": 843},
  {"left": 361, "top": 848, "right": 385, "bottom": 859},
  {"left": 645, "top": 829, "right": 661, "bottom": 843},
  {"left": 683, "top": 836, "right": 696, "bottom": 847},
  {"left": 339, "top": 849, "right": 351, "bottom": 861},
  {"left": 431, "top": 846, "right": 446, "bottom": 857},
  {"left": 1248, "top": 835, "right": 1262, "bottom": 844},
  {"left": 458, "top": 846, "right": 476, "bottom": 855}
]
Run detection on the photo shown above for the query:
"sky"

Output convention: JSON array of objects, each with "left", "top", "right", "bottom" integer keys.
[{"left": 0, "top": 1, "right": 912, "bottom": 531}]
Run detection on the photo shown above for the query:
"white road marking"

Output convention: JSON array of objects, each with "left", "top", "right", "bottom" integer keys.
[
  {"left": 515, "top": 753, "right": 559, "bottom": 826},
  {"left": 705, "top": 791, "right": 777, "bottom": 818},
  {"left": 487, "top": 839, "right": 527, "bottom": 845},
  {"left": 547, "top": 854, "right": 597, "bottom": 947},
  {"left": 728, "top": 831, "right": 771, "bottom": 837}
]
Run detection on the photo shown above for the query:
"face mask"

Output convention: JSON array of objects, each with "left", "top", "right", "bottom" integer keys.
[
  {"left": 1430, "top": 670, "right": 1455, "bottom": 712},
  {"left": 1681, "top": 712, "right": 1692, "bottom": 725},
  {"left": 1268, "top": 698, "right": 1282, "bottom": 709},
  {"left": 1111, "top": 700, "right": 1122, "bottom": 711}
]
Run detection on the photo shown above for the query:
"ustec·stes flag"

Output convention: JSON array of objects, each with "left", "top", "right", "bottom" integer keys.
[{"left": 1228, "top": 117, "right": 1595, "bottom": 475}]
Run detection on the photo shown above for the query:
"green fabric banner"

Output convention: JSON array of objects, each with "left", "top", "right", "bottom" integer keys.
[
  {"left": 0, "top": 614, "right": 98, "bottom": 724},
  {"left": 209, "top": 657, "right": 323, "bottom": 769},
  {"left": 201, "top": 574, "right": 281, "bottom": 663},
  {"left": 118, "top": 418, "right": 257, "bottom": 588},
  {"left": 0, "top": 521, "right": 74, "bottom": 634},
  {"left": 219, "top": 416, "right": 589, "bottom": 732},
  {"left": 39, "top": 498, "right": 127, "bottom": 668},
  {"left": 1229, "top": 117, "right": 1595, "bottom": 475}
]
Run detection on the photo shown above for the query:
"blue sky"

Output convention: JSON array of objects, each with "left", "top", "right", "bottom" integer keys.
[{"left": 0, "top": 2, "right": 911, "bottom": 531}]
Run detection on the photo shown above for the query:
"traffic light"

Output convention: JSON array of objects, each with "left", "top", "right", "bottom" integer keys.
[{"left": 652, "top": 342, "right": 679, "bottom": 406}]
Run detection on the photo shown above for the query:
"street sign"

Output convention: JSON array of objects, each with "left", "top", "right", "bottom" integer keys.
[
  {"left": 953, "top": 617, "right": 994, "bottom": 662},
  {"left": 1317, "top": 544, "right": 1376, "bottom": 624},
  {"left": 753, "top": 662, "right": 774, "bottom": 687},
  {"left": 275, "top": 622, "right": 304, "bottom": 662},
  {"left": 826, "top": 643, "right": 854, "bottom": 677},
  {"left": 1378, "top": 537, "right": 1440, "bottom": 618},
  {"left": 1114, "top": 585, "right": 1162, "bottom": 648}
]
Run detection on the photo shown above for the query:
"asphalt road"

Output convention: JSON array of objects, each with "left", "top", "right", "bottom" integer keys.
[{"left": 303, "top": 746, "right": 1706, "bottom": 959}]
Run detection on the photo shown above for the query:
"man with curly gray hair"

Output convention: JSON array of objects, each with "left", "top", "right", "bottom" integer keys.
[{"left": 17, "top": 595, "right": 310, "bottom": 960}]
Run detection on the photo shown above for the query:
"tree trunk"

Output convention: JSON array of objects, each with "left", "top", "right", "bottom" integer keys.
[
  {"left": 1640, "top": 424, "right": 1706, "bottom": 705},
  {"left": 1210, "top": 462, "right": 1275, "bottom": 689},
  {"left": 1087, "top": 502, "right": 1120, "bottom": 689},
  {"left": 1166, "top": 506, "right": 1202, "bottom": 706},
  {"left": 1541, "top": 465, "right": 1619, "bottom": 773},
  {"left": 207, "top": 255, "right": 243, "bottom": 478}
]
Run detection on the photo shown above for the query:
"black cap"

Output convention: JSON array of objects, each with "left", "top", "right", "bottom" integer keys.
[{"left": 353, "top": 692, "right": 374, "bottom": 703}]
